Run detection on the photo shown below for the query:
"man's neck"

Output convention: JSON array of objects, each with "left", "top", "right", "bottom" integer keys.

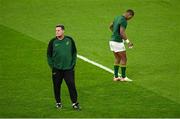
[
  {"left": 57, "top": 35, "right": 64, "bottom": 40},
  {"left": 122, "top": 14, "right": 127, "bottom": 20}
]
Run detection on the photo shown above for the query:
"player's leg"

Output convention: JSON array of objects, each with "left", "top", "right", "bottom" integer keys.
[
  {"left": 52, "top": 68, "right": 63, "bottom": 108},
  {"left": 64, "top": 69, "right": 80, "bottom": 110},
  {"left": 118, "top": 51, "right": 127, "bottom": 79},
  {"left": 113, "top": 52, "right": 121, "bottom": 80},
  {"left": 109, "top": 41, "right": 125, "bottom": 81}
]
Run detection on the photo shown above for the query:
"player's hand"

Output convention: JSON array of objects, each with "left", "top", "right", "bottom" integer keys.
[{"left": 128, "top": 42, "right": 133, "bottom": 49}]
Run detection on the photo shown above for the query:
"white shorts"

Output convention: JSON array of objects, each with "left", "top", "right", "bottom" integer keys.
[{"left": 109, "top": 41, "right": 126, "bottom": 52}]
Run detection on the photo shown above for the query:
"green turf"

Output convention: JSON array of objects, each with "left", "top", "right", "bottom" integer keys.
[{"left": 0, "top": 0, "right": 180, "bottom": 117}]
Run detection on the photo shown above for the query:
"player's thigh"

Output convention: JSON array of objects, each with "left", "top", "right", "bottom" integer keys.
[
  {"left": 52, "top": 68, "right": 63, "bottom": 85},
  {"left": 64, "top": 69, "right": 75, "bottom": 85},
  {"left": 113, "top": 51, "right": 120, "bottom": 59},
  {"left": 117, "top": 51, "right": 127, "bottom": 60}
]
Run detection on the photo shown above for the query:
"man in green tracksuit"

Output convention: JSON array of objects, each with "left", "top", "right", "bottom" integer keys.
[{"left": 47, "top": 24, "right": 80, "bottom": 110}]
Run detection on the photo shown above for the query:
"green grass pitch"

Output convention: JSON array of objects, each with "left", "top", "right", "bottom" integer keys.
[{"left": 0, "top": 0, "right": 180, "bottom": 118}]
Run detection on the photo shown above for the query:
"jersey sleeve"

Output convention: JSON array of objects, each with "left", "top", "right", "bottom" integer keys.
[
  {"left": 120, "top": 19, "right": 127, "bottom": 29},
  {"left": 71, "top": 38, "right": 77, "bottom": 68},
  {"left": 47, "top": 39, "right": 55, "bottom": 68}
]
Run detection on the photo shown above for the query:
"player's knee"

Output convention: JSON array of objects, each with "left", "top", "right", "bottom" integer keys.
[
  {"left": 121, "top": 57, "right": 127, "bottom": 64},
  {"left": 124, "top": 57, "right": 127, "bottom": 62},
  {"left": 114, "top": 58, "right": 120, "bottom": 64},
  {"left": 117, "top": 59, "right": 121, "bottom": 64}
]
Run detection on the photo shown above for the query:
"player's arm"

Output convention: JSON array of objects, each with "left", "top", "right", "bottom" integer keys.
[
  {"left": 120, "top": 26, "right": 128, "bottom": 40},
  {"left": 120, "top": 26, "right": 133, "bottom": 48},
  {"left": 109, "top": 22, "right": 113, "bottom": 31},
  {"left": 47, "top": 39, "right": 54, "bottom": 68},
  {"left": 71, "top": 38, "right": 77, "bottom": 68}
]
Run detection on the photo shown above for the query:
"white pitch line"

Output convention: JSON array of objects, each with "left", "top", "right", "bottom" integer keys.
[
  {"left": 77, "top": 54, "right": 132, "bottom": 81},
  {"left": 77, "top": 54, "right": 114, "bottom": 74}
]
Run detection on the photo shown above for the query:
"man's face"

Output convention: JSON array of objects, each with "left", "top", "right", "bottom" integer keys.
[
  {"left": 126, "top": 13, "right": 134, "bottom": 20},
  {"left": 56, "top": 27, "right": 64, "bottom": 37}
]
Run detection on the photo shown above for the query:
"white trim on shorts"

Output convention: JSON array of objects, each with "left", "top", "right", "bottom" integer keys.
[{"left": 109, "top": 41, "right": 126, "bottom": 52}]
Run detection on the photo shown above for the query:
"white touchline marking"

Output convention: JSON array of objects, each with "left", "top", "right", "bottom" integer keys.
[
  {"left": 77, "top": 54, "right": 132, "bottom": 81},
  {"left": 77, "top": 54, "right": 114, "bottom": 74}
]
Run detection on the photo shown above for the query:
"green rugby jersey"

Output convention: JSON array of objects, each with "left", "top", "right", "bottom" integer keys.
[
  {"left": 111, "top": 15, "right": 127, "bottom": 42},
  {"left": 47, "top": 36, "right": 77, "bottom": 70}
]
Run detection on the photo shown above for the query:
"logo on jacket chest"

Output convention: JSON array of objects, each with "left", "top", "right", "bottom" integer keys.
[
  {"left": 66, "top": 41, "right": 70, "bottom": 45},
  {"left": 54, "top": 41, "right": 70, "bottom": 47},
  {"left": 55, "top": 44, "right": 60, "bottom": 47}
]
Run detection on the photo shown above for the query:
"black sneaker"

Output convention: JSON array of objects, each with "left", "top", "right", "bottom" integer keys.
[
  {"left": 56, "top": 103, "right": 62, "bottom": 109},
  {"left": 72, "top": 102, "right": 81, "bottom": 110}
]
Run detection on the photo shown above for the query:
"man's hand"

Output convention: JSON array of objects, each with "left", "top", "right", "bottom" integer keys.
[
  {"left": 128, "top": 42, "right": 133, "bottom": 49},
  {"left": 109, "top": 22, "right": 113, "bottom": 31},
  {"left": 124, "top": 39, "right": 133, "bottom": 49}
]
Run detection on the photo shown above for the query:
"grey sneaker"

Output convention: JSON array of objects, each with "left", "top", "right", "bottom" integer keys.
[
  {"left": 72, "top": 102, "right": 81, "bottom": 110},
  {"left": 56, "top": 103, "right": 62, "bottom": 109}
]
